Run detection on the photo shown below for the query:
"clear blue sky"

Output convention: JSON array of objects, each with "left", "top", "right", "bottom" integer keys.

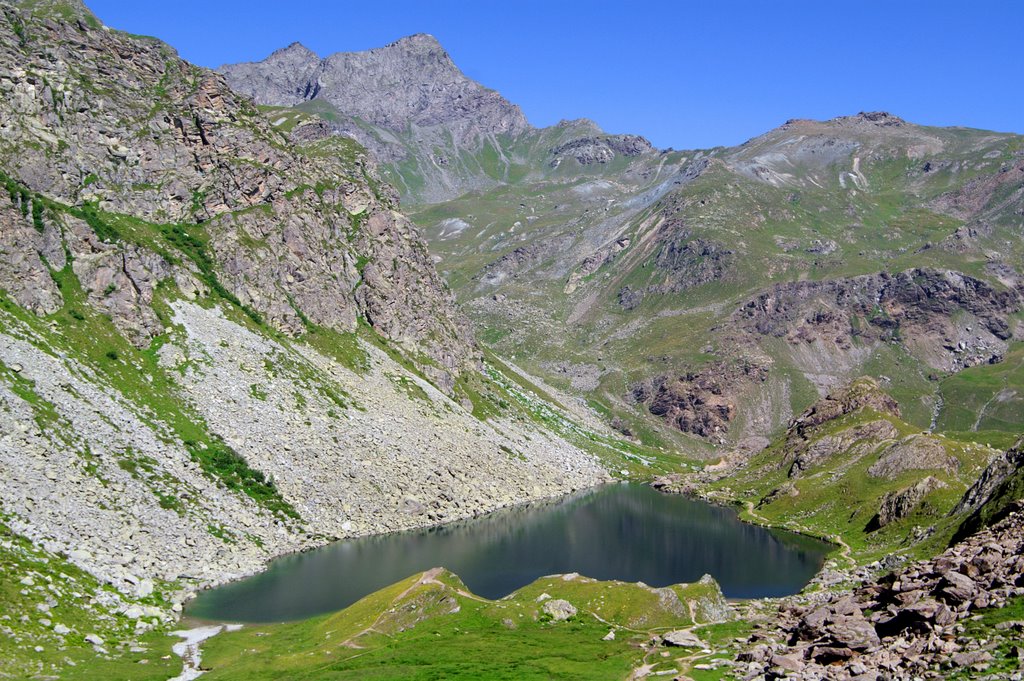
[{"left": 88, "top": 0, "right": 1023, "bottom": 150}]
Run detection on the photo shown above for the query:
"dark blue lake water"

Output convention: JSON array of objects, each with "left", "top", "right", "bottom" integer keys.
[{"left": 188, "top": 483, "right": 831, "bottom": 622}]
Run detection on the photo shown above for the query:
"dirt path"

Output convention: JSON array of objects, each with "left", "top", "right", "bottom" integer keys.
[
  {"left": 830, "top": 533, "right": 855, "bottom": 567},
  {"left": 743, "top": 500, "right": 769, "bottom": 525}
]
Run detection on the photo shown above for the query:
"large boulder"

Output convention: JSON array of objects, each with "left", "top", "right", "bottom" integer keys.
[{"left": 541, "top": 599, "right": 577, "bottom": 622}]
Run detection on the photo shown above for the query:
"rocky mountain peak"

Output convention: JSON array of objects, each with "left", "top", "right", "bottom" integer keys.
[
  {"left": 219, "top": 33, "right": 528, "bottom": 137},
  {"left": 266, "top": 41, "right": 318, "bottom": 62},
  {"left": 817, "top": 110, "right": 908, "bottom": 130},
  {"left": 217, "top": 40, "right": 320, "bottom": 106},
  {"left": 385, "top": 32, "right": 444, "bottom": 51},
  {"left": 554, "top": 118, "right": 604, "bottom": 135},
  {"left": 854, "top": 110, "right": 905, "bottom": 126},
  {"left": 319, "top": 33, "right": 455, "bottom": 83},
  {"left": 748, "top": 111, "right": 912, "bottom": 145}
]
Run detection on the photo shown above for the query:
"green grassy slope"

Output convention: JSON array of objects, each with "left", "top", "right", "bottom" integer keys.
[{"left": 700, "top": 385, "right": 1001, "bottom": 565}]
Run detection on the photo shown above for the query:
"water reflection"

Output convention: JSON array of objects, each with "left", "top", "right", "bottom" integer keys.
[{"left": 189, "top": 484, "right": 830, "bottom": 622}]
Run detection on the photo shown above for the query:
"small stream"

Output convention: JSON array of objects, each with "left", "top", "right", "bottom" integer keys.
[{"left": 188, "top": 483, "right": 831, "bottom": 623}]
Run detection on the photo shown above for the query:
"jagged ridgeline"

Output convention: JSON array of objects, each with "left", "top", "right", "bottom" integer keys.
[
  {"left": 400, "top": 112, "right": 1024, "bottom": 453},
  {"left": 218, "top": 34, "right": 531, "bottom": 204}
]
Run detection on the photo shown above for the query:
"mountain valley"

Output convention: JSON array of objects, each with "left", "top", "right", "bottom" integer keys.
[{"left": 2, "top": 1, "right": 1024, "bottom": 679}]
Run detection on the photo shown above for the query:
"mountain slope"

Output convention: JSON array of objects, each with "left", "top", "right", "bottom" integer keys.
[
  {"left": 2, "top": 3, "right": 483, "bottom": 388},
  {"left": 406, "top": 113, "right": 1024, "bottom": 450},
  {"left": 218, "top": 34, "right": 1024, "bottom": 454}
]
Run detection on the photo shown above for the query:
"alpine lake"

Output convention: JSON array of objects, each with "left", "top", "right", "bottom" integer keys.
[{"left": 189, "top": 483, "right": 832, "bottom": 622}]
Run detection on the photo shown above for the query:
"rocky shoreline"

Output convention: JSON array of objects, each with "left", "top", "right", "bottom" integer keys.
[
  {"left": 738, "top": 504, "right": 1024, "bottom": 680},
  {"left": 650, "top": 477, "right": 1024, "bottom": 680},
  {"left": 1, "top": 296, "right": 608, "bottom": 629}
]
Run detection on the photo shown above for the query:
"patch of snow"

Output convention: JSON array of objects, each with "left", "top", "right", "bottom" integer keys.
[
  {"left": 168, "top": 625, "right": 229, "bottom": 681},
  {"left": 436, "top": 218, "right": 472, "bottom": 239}
]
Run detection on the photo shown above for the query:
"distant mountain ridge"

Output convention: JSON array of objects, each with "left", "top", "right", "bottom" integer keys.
[{"left": 221, "top": 32, "right": 1024, "bottom": 455}]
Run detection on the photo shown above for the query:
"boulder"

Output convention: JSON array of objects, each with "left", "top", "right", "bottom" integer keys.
[
  {"left": 541, "top": 599, "right": 576, "bottom": 622},
  {"left": 662, "top": 629, "right": 706, "bottom": 648}
]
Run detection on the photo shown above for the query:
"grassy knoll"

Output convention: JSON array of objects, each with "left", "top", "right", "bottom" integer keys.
[{"left": 200, "top": 569, "right": 732, "bottom": 680}]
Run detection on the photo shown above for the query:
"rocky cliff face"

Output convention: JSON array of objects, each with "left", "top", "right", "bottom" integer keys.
[
  {"left": 736, "top": 269, "right": 1017, "bottom": 365},
  {"left": 953, "top": 436, "right": 1024, "bottom": 540},
  {"left": 631, "top": 359, "right": 770, "bottom": 440},
  {"left": 780, "top": 377, "right": 902, "bottom": 475},
  {"left": 0, "top": 3, "right": 477, "bottom": 387},
  {"left": 627, "top": 265, "right": 1019, "bottom": 441},
  {"left": 549, "top": 133, "right": 653, "bottom": 167}
]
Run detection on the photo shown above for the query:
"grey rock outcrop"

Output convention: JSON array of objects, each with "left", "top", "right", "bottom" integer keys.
[
  {"left": 953, "top": 436, "right": 1024, "bottom": 541},
  {"left": 541, "top": 598, "right": 577, "bottom": 622},
  {"left": 661, "top": 629, "right": 706, "bottom": 648},
  {"left": 736, "top": 268, "right": 1019, "bottom": 374},
  {"left": 867, "top": 435, "right": 959, "bottom": 480},
  {"left": 549, "top": 134, "right": 652, "bottom": 167},
  {"left": 955, "top": 437, "right": 1024, "bottom": 515},
  {"left": 784, "top": 378, "right": 899, "bottom": 447},
  {"left": 870, "top": 476, "right": 946, "bottom": 529},
  {"left": 788, "top": 419, "right": 898, "bottom": 478},
  {"left": 0, "top": 198, "right": 64, "bottom": 316},
  {"left": 631, "top": 359, "right": 769, "bottom": 439}
]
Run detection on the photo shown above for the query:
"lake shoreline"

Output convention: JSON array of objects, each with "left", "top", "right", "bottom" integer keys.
[{"left": 187, "top": 482, "right": 831, "bottom": 624}]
